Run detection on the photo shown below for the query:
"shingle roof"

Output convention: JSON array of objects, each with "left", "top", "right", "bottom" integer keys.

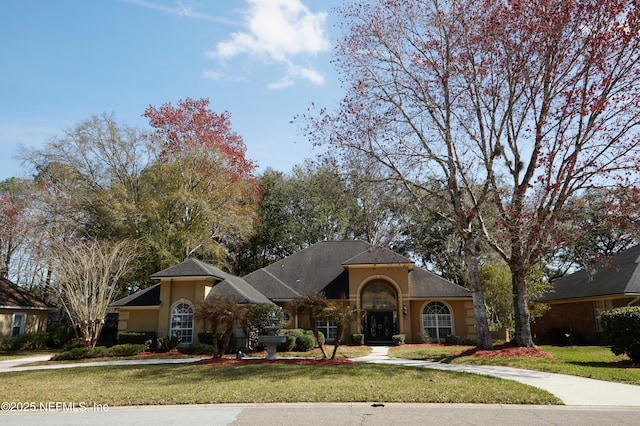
[
  {"left": 408, "top": 267, "right": 471, "bottom": 298},
  {"left": 110, "top": 283, "right": 161, "bottom": 307},
  {"left": 244, "top": 240, "right": 373, "bottom": 299},
  {"left": 538, "top": 245, "right": 640, "bottom": 302},
  {"left": 343, "top": 245, "right": 414, "bottom": 266},
  {"left": 245, "top": 240, "right": 470, "bottom": 300},
  {"left": 0, "top": 277, "right": 50, "bottom": 309},
  {"left": 206, "top": 276, "right": 273, "bottom": 305},
  {"left": 150, "top": 258, "right": 234, "bottom": 280}
]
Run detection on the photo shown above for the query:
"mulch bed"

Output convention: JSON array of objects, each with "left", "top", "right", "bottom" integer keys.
[{"left": 453, "top": 343, "right": 554, "bottom": 358}]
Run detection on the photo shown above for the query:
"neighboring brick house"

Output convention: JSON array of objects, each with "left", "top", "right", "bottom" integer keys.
[
  {"left": 531, "top": 245, "right": 640, "bottom": 345},
  {"left": 0, "top": 277, "right": 51, "bottom": 338},
  {"left": 113, "top": 240, "right": 476, "bottom": 345}
]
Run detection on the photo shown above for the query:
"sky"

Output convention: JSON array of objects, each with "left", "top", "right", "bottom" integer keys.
[{"left": 0, "top": 0, "right": 345, "bottom": 181}]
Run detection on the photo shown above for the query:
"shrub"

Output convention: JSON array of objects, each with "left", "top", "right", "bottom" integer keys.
[
  {"left": 304, "top": 329, "right": 324, "bottom": 347},
  {"left": 600, "top": 306, "right": 640, "bottom": 362},
  {"left": 0, "top": 334, "right": 48, "bottom": 351},
  {"left": 46, "top": 325, "right": 73, "bottom": 349},
  {"left": 419, "top": 331, "right": 432, "bottom": 344},
  {"left": 108, "top": 344, "right": 146, "bottom": 357},
  {"left": 295, "top": 334, "right": 316, "bottom": 352},
  {"left": 392, "top": 334, "right": 406, "bottom": 345},
  {"left": 180, "top": 343, "right": 215, "bottom": 355},
  {"left": 351, "top": 333, "right": 364, "bottom": 346},
  {"left": 276, "top": 334, "right": 297, "bottom": 352},
  {"left": 446, "top": 334, "right": 462, "bottom": 344},
  {"left": 52, "top": 346, "right": 110, "bottom": 361},
  {"left": 117, "top": 331, "right": 156, "bottom": 345}
]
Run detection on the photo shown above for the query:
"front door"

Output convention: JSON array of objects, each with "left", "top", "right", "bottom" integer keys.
[{"left": 365, "top": 312, "right": 395, "bottom": 343}]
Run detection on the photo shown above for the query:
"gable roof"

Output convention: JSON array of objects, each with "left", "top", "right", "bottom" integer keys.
[
  {"left": 244, "top": 241, "right": 373, "bottom": 299},
  {"left": 0, "top": 277, "right": 51, "bottom": 310},
  {"left": 538, "top": 245, "right": 640, "bottom": 302},
  {"left": 150, "top": 258, "right": 234, "bottom": 281},
  {"left": 111, "top": 283, "right": 161, "bottom": 307}
]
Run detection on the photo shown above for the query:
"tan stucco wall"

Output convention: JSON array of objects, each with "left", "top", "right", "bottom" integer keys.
[
  {"left": 0, "top": 309, "right": 48, "bottom": 338},
  {"left": 117, "top": 308, "right": 160, "bottom": 335},
  {"left": 407, "top": 299, "right": 475, "bottom": 343}
]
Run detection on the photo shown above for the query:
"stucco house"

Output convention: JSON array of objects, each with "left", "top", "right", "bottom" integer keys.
[
  {"left": 0, "top": 277, "right": 51, "bottom": 338},
  {"left": 113, "top": 241, "right": 476, "bottom": 346},
  {"left": 531, "top": 245, "right": 640, "bottom": 344}
]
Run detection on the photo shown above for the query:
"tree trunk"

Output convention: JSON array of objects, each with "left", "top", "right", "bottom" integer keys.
[
  {"left": 331, "top": 325, "right": 344, "bottom": 360},
  {"left": 309, "top": 315, "right": 328, "bottom": 358},
  {"left": 464, "top": 244, "right": 494, "bottom": 350},
  {"left": 511, "top": 266, "right": 534, "bottom": 346}
]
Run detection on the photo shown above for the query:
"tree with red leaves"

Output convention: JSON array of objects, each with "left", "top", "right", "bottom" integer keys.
[
  {"left": 143, "top": 98, "right": 260, "bottom": 264},
  {"left": 308, "top": 0, "right": 640, "bottom": 347}
]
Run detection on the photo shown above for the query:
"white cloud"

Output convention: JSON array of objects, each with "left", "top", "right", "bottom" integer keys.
[
  {"left": 202, "top": 69, "right": 248, "bottom": 83},
  {"left": 209, "top": 0, "right": 330, "bottom": 88}
]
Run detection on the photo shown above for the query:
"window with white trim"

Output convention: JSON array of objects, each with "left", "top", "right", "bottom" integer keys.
[
  {"left": 170, "top": 302, "right": 194, "bottom": 344},
  {"left": 11, "top": 313, "right": 26, "bottom": 337},
  {"left": 422, "top": 302, "right": 452, "bottom": 342},
  {"left": 316, "top": 320, "right": 338, "bottom": 342},
  {"left": 594, "top": 299, "right": 613, "bottom": 332}
]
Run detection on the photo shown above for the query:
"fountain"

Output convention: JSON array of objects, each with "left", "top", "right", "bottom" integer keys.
[{"left": 257, "top": 311, "right": 286, "bottom": 360}]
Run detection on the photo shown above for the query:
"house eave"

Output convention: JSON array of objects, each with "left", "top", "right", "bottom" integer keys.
[{"left": 0, "top": 305, "right": 53, "bottom": 311}]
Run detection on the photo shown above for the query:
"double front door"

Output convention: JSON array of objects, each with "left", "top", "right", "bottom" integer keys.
[{"left": 365, "top": 311, "right": 395, "bottom": 343}]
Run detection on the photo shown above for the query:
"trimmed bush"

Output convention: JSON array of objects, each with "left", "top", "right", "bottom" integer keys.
[
  {"left": 276, "top": 334, "right": 297, "bottom": 352},
  {"left": 600, "top": 306, "right": 640, "bottom": 362},
  {"left": 180, "top": 343, "right": 215, "bottom": 355},
  {"left": 108, "top": 344, "right": 146, "bottom": 357},
  {"left": 52, "top": 346, "right": 110, "bottom": 361},
  {"left": 392, "top": 334, "right": 406, "bottom": 345},
  {"left": 446, "top": 334, "right": 462, "bottom": 344},
  {"left": 117, "top": 331, "right": 156, "bottom": 345},
  {"left": 351, "top": 333, "right": 364, "bottom": 346},
  {"left": 295, "top": 334, "right": 316, "bottom": 352}
]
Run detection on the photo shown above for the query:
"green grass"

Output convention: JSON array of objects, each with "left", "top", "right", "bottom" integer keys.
[
  {"left": 0, "top": 350, "right": 57, "bottom": 361},
  {"left": 388, "top": 344, "right": 640, "bottom": 386},
  {"left": 0, "top": 362, "right": 560, "bottom": 405}
]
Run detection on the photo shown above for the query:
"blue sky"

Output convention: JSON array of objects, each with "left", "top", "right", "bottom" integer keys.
[{"left": 0, "top": 0, "right": 344, "bottom": 181}]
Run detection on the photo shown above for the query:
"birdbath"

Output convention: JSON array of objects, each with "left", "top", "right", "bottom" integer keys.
[{"left": 257, "top": 312, "right": 286, "bottom": 360}]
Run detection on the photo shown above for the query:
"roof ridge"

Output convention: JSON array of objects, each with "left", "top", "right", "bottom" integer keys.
[{"left": 261, "top": 268, "right": 301, "bottom": 297}]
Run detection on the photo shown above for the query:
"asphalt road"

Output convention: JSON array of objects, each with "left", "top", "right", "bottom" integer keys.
[{"left": 2, "top": 403, "right": 640, "bottom": 426}]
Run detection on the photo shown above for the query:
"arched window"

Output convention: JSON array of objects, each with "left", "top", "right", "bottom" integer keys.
[
  {"left": 362, "top": 282, "right": 397, "bottom": 310},
  {"left": 422, "top": 302, "right": 452, "bottom": 342},
  {"left": 170, "top": 301, "right": 194, "bottom": 344}
]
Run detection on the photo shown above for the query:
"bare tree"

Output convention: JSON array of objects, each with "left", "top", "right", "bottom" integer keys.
[
  {"left": 307, "top": 0, "right": 640, "bottom": 347},
  {"left": 52, "top": 239, "right": 138, "bottom": 348}
]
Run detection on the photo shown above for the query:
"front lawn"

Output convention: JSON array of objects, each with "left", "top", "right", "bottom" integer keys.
[
  {"left": 388, "top": 344, "right": 640, "bottom": 385},
  {"left": 0, "top": 362, "right": 560, "bottom": 405}
]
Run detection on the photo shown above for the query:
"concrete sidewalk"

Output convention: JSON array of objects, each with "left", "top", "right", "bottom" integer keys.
[
  {"left": 354, "top": 346, "right": 640, "bottom": 407},
  {"left": 0, "top": 355, "right": 206, "bottom": 373}
]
